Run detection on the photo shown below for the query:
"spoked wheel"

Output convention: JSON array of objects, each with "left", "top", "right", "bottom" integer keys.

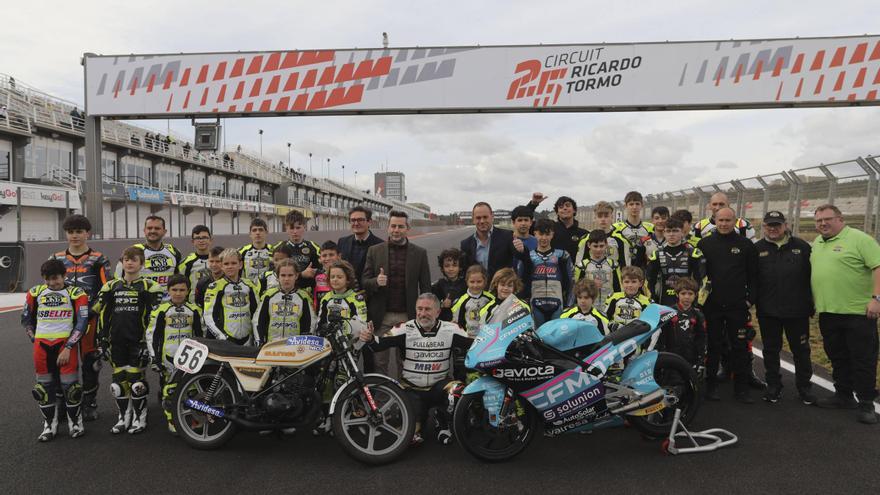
[
  {"left": 453, "top": 392, "right": 540, "bottom": 462},
  {"left": 173, "top": 368, "right": 241, "bottom": 450},
  {"left": 627, "top": 352, "right": 700, "bottom": 438},
  {"left": 332, "top": 376, "right": 415, "bottom": 465}
]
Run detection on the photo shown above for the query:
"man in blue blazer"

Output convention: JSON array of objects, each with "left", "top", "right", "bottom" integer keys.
[
  {"left": 460, "top": 202, "right": 519, "bottom": 283},
  {"left": 337, "top": 206, "right": 383, "bottom": 285}
]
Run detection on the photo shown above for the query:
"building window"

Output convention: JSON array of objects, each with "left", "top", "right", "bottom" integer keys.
[
  {"left": 183, "top": 169, "right": 206, "bottom": 193},
  {"left": 119, "top": 155, "right": 151, "bottom": 186},
  {"left": 156, "top": 163, "right": 181, "bottom": 190},
  {"left": 208, "top": 174, "right": 226, "bottom": 196},
  {"left": 247, "top": 183, "right": 261, "bottom": 202},
  {"left": 24, "top": 136, "right": 73, "bottom": 179},
  {"left": 228, "top": 179, "right": 244, "bottom": 199},
  {"left": 0, "top": 139, "right": 10, "bottom": 181}
]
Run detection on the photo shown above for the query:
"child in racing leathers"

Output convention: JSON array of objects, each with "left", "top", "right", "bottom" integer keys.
[
  {"left": 560, "top": 278, "right": 610, "bottom": 336},
  {"left": 605, "top": 266, "right": 651, "bottom": 326},
  {"left": 95, "top": 247, "right": 164, "bottom": 435},
  {"left": 253, "top": 259, "right": 316, "bottom": 345},
  {"left": 449, "top": 265, "right": 494, "bottom": 381},
  {"left": 519, "top": 218, "right": 574, "bottom": 328},
  {"left": 22, "top": 260, "right": 90, "bottom": 441},
  {"left": 659, "top": 277, "right": 708, "bottom": 383},
  {"left": 257, "top": 243, "right": 295, "bottom": 297},
  {"left": 480, "top": 268, "right": 531, "bottom": 324},
  {"left": 315, "top": 260, "right": 369, "bottom": 435},
  {"left": 574, "top": 230, "right": 622, "bottom": 314},
  {"left": 146, "top": 274, "right": 203, "bottom": 434},
  {"left": 203, "top": 248, "right": 260, "bottom": 345},
  {"left": 431, "top": 248, "right": 467, "bottom": 322},
  {"left": 364, "top": 293, "right": 472, "bottom": 445}
]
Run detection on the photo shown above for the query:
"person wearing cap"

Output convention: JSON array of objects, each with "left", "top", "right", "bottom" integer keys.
[
  {"left": 810, "top": 204, "right": 880, "bottom": 424},
  {"left": 754, "top": 211, "right": 816, "bottom": 405}
]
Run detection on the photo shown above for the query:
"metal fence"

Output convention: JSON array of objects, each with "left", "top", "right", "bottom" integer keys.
[{"left": 576, "top": 155, "right": 880, "bottom": 240}]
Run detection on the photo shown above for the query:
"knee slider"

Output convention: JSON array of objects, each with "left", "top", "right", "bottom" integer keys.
[
  {"left": 32, "top": 383, "right": 52, "bottom": 406},
  {"left": 130, "top": 380, "right": 149, "bottom": 398},
  {"left": 110, "top": 382, "right": 129, "bottom": 399},
  {"left": 65, "top": 383, "right": 83, "bottom": 405}
]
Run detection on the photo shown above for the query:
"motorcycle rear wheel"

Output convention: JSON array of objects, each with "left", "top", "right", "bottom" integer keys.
[
  {"left": 453, "top": 392, "right": 540, "bottom": 462},
  {"left": 627, "top": 352, "right": 700, "bottom": 438},
  {"left": 173, "top": 367, "right": 240, "bottom": 450},
  {"left": 332, "top": 376, "right": 415, "bottom": 465}
]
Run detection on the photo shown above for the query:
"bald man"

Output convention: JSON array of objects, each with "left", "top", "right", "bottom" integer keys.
[
  {"left": 693, "top": 192, "right": 756, "bottom": 241},
  {"left": 697, "top": 207, "right": 759, "bottom": 403}
]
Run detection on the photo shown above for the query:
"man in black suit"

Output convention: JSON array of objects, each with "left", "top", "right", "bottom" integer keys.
[
  {"left": 460, "top": 202, "right": 521, "bottom": 283},
  {"left": 337, "top": 206, "right": 383, "bottom": 285},
  {"left": 362, "top": 210, "right": 432, "bottom": 377}
]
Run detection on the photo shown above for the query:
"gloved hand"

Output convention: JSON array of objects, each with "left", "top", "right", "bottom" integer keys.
[{"left": 137, "top": 345, "right": 152, "bottom": 368}]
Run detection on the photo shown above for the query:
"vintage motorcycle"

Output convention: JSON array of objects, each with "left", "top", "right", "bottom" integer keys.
[
  {"left": 168, "top": 308, "right": 415, "bottom": 465},
  {"left": 454, "top": 299, "right": 699, "bottom": 461}
]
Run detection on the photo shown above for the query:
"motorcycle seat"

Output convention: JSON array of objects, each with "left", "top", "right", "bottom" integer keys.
[
  {"left": 193, "top": 338, "right": 261, "bottom": 359},
  {"left": 599, "top": 320, "right": 650, "bottom": 346}
]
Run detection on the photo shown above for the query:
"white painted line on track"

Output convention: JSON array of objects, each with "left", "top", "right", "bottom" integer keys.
[{"left": 753, "top": 346, "right": 880, "bottom": 413}]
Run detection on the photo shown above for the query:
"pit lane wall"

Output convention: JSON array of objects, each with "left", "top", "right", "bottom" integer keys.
[
  {"left": 86, "top": 35, "right": 880, "bottom": 118},
  {"left": 13, "top": 225, "right": 458, "bottom": 292}
]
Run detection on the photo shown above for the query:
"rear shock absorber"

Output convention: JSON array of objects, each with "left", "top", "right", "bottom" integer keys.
[{"left": 204, "top": 363, "right": 227, "bottom": 403}]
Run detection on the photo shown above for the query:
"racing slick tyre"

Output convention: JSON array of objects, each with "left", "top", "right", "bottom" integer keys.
[
  {"left": 627, "top": 352, "right": 700, "bottom": 438},
  {"left": 453, "top": 391, "right": 541, "bottom": 462},
  {"left": 172, "top": 367, "right": 241, "bottom": 450},
  {"left": 332, "top": 375, "right": 415, "bottom": 465}
]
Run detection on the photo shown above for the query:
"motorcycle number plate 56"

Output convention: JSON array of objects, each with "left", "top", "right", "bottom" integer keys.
[{"left": 173, "top": 339, "right": 209, "bottom": 374}]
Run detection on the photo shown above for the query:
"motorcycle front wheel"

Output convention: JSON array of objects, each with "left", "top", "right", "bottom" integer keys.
[
  {"left": 626, "top": 352, "right": 700, "bottom": 438},
  {"left": 332, "top": 376, "right": 415, "bottom": 465},
  {"left": 172, "top": 367, "right": 241, "bottom": 450},
  {"left": 453, "top": 392, "right": 540, "bottom": 462}
]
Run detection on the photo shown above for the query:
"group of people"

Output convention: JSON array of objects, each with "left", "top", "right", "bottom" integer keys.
[{"left": 21, "top": 189, "right": 880, "bottom": 447}]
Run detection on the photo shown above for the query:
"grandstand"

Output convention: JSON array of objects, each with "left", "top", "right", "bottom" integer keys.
[{"left": 0, "top": 74, "right": 433, "bottom": 242}]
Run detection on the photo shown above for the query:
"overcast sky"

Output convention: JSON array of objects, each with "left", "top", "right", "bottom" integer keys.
[{"left": 3, "top": 1, "right": 879, "bottom": 213}]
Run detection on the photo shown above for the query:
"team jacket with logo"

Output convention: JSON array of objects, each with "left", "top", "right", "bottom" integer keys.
[
  {"left": 645, "top": 244, "right": 705, "bottom": 306},
  {"left": 574, "top": 230, "right": 629, "bottom": 268},
  {"left": 693, "top": 217, "right": 756, "bottom": 242},
  {"left": 203, "top": 277, "right": 260, "bottom": 344},
  {"left": 253, "top": 287, "right": 316, "bottom": 345},
  {"left": 94, "top": 277, "right": 164, "bottom": 343},
  {"left": 574, "top": 256, "right": 621, "bottom": 313},
  {"left": 115, "top": 243, "right": 182, "bottom": 290},
  {"left": 49, "top": 249, "right": 111, "bottom": 305},
  {"left": 22, "top": 284, "right": 89, "bottom": 346},
  {"left": 178, "top": 253, "right": 209, "bottom": 303},
  {"left": 450, "top": 290, "right": 495, "bottom": 337},
  {"left": 239, "top": 243, "right": 273, "bottom": 283},
  {"left": 559, "top": 305, "right": 610, "bottom": 335},
  {"left": 281, "top": 240, "right": 321, "bottom": 289},
  {"left": 640, "top": 232, "right": 667, "bottom": 261},
  {"left": 369, "top": 319, "right": 472, "bottom": 389},
  {"left": 660, "top": 304, "right": 707, "bottom": 365},
  {"left": 146, "top": 301, "right": 203, "bottom": 366},
  {"left": 521, "top": 248, "right": 574, "bottom": 312},
  {"left": 317, "top": 289, "right": 368, "bottom": 329},
  {"left": 604, "top": 292, "right": 652, "bottom": 325},
  {"left": 257, "top": 269, "right": 280, "bottom": 297}
]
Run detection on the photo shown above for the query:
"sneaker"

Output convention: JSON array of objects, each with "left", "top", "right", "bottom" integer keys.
[
  {"left": 410, "top": 432, "right": 424, "bottom": 446},
  {"left": 857, "top": 402, "right": 879, "bottom": 425},
  {"left": 435, "top": 428, "right": 453, "bottom": 445},
  {"left": 798, "top": 389, "right": 818, "bottom": 406},
  {"left": 763, "top": 385, "right": 783, "bottom": 404},
  {"left": 816, "top": 393, "right": 858, "bottom": 409},
  {"left": 734, "top": 391, "right": 755, "bottom": 404}
]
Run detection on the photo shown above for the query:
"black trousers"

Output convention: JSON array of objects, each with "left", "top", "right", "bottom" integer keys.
[
  {"left": 757, "top": 316, "right": 812, "bottom": 390},
  {"left": 706, "top": 309, "right": 751, "bottom": 393},
  {"left": 818, "top": 313, "right": 879, "bottom": 402}
]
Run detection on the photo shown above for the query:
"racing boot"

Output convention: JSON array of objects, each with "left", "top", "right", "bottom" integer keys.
[
  {"left": 37, "top": 405, "right": 59, "bottom": 442},
  {"left": 111, "top": 398, "right": 132, "bottom": 434},
  {"left": 67, "top": 406, "right": 85, "bottom": 438},
  {"left": 82, "top": 394, "right": 99, "bottom": 422},
  {"left": 128, "top": 397, "right": 148, "bottom": 434},
  {"left": 857, "top": 401, "right": 879, "bottom": 425}
]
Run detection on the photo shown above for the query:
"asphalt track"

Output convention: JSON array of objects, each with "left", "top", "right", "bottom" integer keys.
[{"left": 2, "top": 227, "right": 879, "bottom": 494}]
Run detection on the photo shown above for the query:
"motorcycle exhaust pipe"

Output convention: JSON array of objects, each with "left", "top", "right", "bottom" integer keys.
[{"left": 610, "top": 389, "right": 665, "bottom": 415}]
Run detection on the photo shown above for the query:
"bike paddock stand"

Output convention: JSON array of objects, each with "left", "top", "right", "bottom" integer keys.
[{"left": 661, "top": 408, "right": 738, "bottom": 455}]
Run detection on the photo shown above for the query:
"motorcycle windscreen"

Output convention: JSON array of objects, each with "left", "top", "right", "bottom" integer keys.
[
  {"left": 638, "top": 304, "right": 675, "bottom": 330},
  {"left": 465, "top": 298, "right": 534, "bottom": 370},
  {"left": 535, "top": 318, "right": 604, "bottom": 352}
]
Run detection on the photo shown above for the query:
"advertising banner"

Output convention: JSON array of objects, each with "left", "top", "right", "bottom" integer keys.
[
  {"left": 0, "top": 183, "right": 79, "bottom": 209},
  {"left": 85, "top": 36, "right": 880, "bottom": 117},
  {"left": 128, "top": 187, "right": 165, "bottom": 204}
]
